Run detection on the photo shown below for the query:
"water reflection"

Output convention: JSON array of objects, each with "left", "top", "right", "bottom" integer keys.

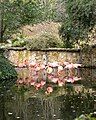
[
  {"left": 0, "top": 68, "right": 96, "bottom": 120},
  {"left": 0, "top": 78, "right": 16, "bottom": 120}
]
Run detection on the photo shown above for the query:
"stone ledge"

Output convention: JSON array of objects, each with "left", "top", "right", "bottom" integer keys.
[{"left": 0, "top": 47, "right": 80, "bottom": 52}]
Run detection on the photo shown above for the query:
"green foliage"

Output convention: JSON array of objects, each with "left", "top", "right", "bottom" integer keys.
[
  {"left": 59, "top": 0, "right": 96, "bottom": 48},
  {"left": 0, "top": 53, "right": 17, "bottom": 80},
  {"left": 11, "top": 33, "right": 64, "bottom": 49},
  {"left": 0, "top": 0, "right": 67, "bottom": 41},
  {"left": 26, "top": 34, "right": 64, "bottom": 50},
  {"left": 0, "top": 0, "right": 42, "bottom": 40},
  {"left": 12, "top": 35, "right": 27, "bottom": 47},
  {"left": 75, "top": 114, "right": 96, "bottom": 120},
  {"left": 38, "top": 0, "right": 56, "bottom": 21}
]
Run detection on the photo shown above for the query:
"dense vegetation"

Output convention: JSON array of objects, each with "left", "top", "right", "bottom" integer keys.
[
  {"left": 0, "top": 0, "right": 41, "bottom": 41},
  {"left": 0, "top": 0, "right": 96, "bottom": 47},
  {"left": 0, "top": 0, "right": 65, "bottom": 41},
  {"left": 12, "top": 33, "right": 64, "bottom": 49},
  {"left": 0, "top": 51, "right": 17, "bottom": 80},
  {"left": 59, "top": 0, "right": 96, "bottom": 48},
  {"left": 75, "top": 114, "right": 96, "bottom": 120}
]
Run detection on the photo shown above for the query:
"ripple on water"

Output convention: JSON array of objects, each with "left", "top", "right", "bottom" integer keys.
[
  {"left": 8, "top": 112, "right": 13, "bottom": 115},
  {"left": 16, "top": 116, "right": 20, "bottom": 119}
]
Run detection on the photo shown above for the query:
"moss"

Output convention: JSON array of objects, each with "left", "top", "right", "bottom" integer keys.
[{"left": 0, "top": 53, "right": 17, "bottom": 81}]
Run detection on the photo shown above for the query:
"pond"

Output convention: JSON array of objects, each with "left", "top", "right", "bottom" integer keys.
[{"left": 0, "top": 68, "right": 96, "bottom": 120}]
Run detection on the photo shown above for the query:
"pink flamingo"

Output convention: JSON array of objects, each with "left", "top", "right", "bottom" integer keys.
[
  {"left": 35, "top": 83, "right": 42, "bottom": 90},
  {"left": 29, "top": 61, "right": 36, "bottom": 68},
  {"left": 45, "top": 86, "right": 53, "bottom": 94},
  {"left": 65, "top": 63, "right": 81, "bottom": 69},
  {"left": 73, "top": 77, "right": 81, "bottom": 81},
  {"left": 18, "top": 62, "right": 25, "bottom": 68},
  {"left": 58, "top": 80, "right": 64, "bottom": 86},
  {"left": 64, "top": 62, "right": 69, "bottom": 66},
  {"left": 30, "top": 80, "right": 35, "bottom": 86},
  {"left": 51, "top": 77, "right": 58, "bottom": 83},
  {"left": 40, "top": 80, "right": 46, "bottom": 86},
  {"left": 47, "top": 66, "right": 53, "bottom": 74},
  {"left": 40, "top": 64, "right": 46, "bottom": 70},
  {"left": 17, "top": 78, "right": 23, "bottom": 84},
  {"left": 58, "top": 65, "right": 64, "bottom": 72},
  {"left": 48, "top": 74, "right": 54, "bottom": 80},
  {"left": 24, "top": 59, "right": 29, "bottom": 66},
  {"left": 65, "top": 77, "right": 75, "bottom": 83},
  {"left": 72, "top": 64, "right": 81, "bottom": 68},
  {"left": 48, "top": 62, "right": 59, "bottom": 68}
]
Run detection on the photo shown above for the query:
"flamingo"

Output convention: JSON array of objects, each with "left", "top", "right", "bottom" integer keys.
[
  {"left": 58, "top": 65, "right": 64, "bottom": 72},
  {"left": 58, "top": 80, "right": 64, "bottom": 86},
  {"left": 16, "top": 61, "right": 81, "bottom": 94},
  {"left": 65, "top": 63, "right": 81, "bottom": 69},
  {"left": 65, "top": 77, "right": 75, "bottom": 83},
  {"left": 40, "top": 64, "right": 46, "bottom": 70},
  {"left": 51, "top": 77, "right": 58, "bottom": 83},
  {"left": 65, "top": 64, "right": 74, "bottom": 69},
  {"left": 65, "top": 76, "right": 81, "bottom": 83},
  {"left": 30, "top": 80, "right": 35, "bottom": 86},
  {"left": 24, "top": 59, "right": 29, "bottom": 66},
  {"left": 35, "top": 66, "right": 41, "bottom": 71},
  {"left": 72, "top": 64, "right": 81, "bottom": 68},
  {"left": 23, "top": 77, "right": 29, "bottom": 85},
  {"left": 45, "top": 86, "right": 53, "bottom": 94},
  {"left": 48, "top": 62, "right": 59, "bottom": 68},
  {"left": 48, "top": 74, "right": 54, "bottom": 80},
  {"left": 18, "top": 62, "right": 24, "bottom": 68},
  {"left": 47, "top": 67, "right": 53, "bottom": 74},
  {"left": 35, "top": 83, "right": 42, "bottom": 90},
  {"left": 29, "top": 61, "right": 36, "bottom": 68},
  {"left": 64, "top": 62, "right": 69, "bottom": 66},
  {"left": 73, "top": 77, "right": 81, "bottom": 81},
  {"left": 40, "top": 80, "right": 46, "bottom": 86},
  {"left": 17, "top": 78, "right": 23, "bottom": 84}
]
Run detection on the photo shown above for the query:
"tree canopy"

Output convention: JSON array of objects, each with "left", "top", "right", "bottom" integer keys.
[
  {"left": 0, "top": 0, "right": 42, "bottom": 41},
  {"left": 0, "top": 0, "right": 66, "bottom": 41},
  {"left": 59, "top": 0, "right": 96, "bottom": 47},
  {"left": 0, "top": 0, "right": 95, "bottom": 47}
]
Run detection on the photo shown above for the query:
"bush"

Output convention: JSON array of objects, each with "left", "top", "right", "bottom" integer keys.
[
  {"left": 12, "top": 36, "right": 27, "bottom": 47},
  {"left": 0, "top": 53, "right": 17, "bottom": 80},
  {"left": 26, "top": 34, "right": 64, "bottom": 50},
  {"left": 59, "top": 0, "right": 96, "bottom": 48},
  {"left": 75, "top": 114, "right": 96, "bottom": 120}
]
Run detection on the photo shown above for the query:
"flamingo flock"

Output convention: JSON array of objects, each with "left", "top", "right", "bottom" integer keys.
[{"left": 16, "top": 60, "right": 81, "bottom": 94}]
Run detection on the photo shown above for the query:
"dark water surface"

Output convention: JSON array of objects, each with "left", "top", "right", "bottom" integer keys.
[{"left": 0, "top": 68, "right": 96, "bottom": 120}]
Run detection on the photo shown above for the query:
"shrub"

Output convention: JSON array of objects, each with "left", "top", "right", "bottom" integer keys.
[
  {"left": 12, "top": 36, "right": 27, "bottom": 47},
  {"left": 75, "top": 114, "right": 96, "bottom": 120},
  {"left": 59, "top": 0, "right": 96, "bottom": 48},
  {"left": 0, "top": 52, "right": 17, "bottom": 80},
  {"left": 26, "top": 34, "right": 64, "bottom": 50}
]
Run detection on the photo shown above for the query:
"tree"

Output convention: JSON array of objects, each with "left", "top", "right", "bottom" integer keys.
[
  {"left": 0, "top": 0, "right": 68, "bottom": 42},
  {"left": 0, "top": 0, "right": 41, "bottom": 42},
  {"left": 0, "top": 0, "right": 5, "bottom": 42},
  {"left": 53, "top": 0, "right": 66, "bottom": 22},
  {"left": 40, "top": 0, "right": 66, "bottom": 22},
  {"left": 59, "top": 0, "right": 96, "bottom": 48}
]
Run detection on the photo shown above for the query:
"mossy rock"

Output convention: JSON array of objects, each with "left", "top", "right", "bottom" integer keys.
[{"left": 0, "top": 53, "right": 17, "bottom": 81}]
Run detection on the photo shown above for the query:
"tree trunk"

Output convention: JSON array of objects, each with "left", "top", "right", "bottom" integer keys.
[{"left": 0, "top": 1, "right": 4, "bottom": 42}]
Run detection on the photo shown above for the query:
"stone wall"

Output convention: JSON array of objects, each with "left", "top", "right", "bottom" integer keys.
[
  {"left": 1, "top": 46, "right": 96, "bottom": 67},
  {"left": 80, "top": 46, "right": 96, "bottom": 67}
]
